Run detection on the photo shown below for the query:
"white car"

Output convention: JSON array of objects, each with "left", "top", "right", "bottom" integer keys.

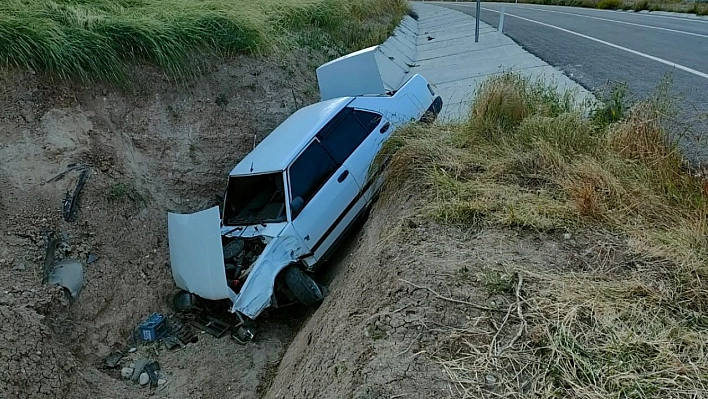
[{"left": 167, "top": 47, "right": 442, "bottom": 336}]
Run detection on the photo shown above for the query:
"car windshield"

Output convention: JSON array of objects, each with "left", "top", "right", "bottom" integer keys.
[{"left": 222, "top": 172, "right": 287, "bottom": 226}]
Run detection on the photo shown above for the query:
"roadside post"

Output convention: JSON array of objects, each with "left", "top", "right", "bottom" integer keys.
[
  {"left": 475, "top": 0, "right": 481, "bottom": 42},
  {"left": 499, "top": 6, "right": 505, "bottom": 33}
]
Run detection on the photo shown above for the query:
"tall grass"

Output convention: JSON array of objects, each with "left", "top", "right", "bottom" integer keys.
[
  {"left": 0, "top": 0, "right": 407, "bottom": 81},
  {"left": 381, "top": 73, "right": 708, "bottom": 397}
]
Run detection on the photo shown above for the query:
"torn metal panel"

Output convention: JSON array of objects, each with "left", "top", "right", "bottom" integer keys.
[
  {"left": 47, "top": 259, "right": 84, "bottom": 297},
  {"left": 229, "top": 232, "right": 307, "bottom": 319}
]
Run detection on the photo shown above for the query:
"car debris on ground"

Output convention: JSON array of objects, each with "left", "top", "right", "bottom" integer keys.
[
  {"left": 46, "top": 163, "right": 91, "bottom": 222},
  {"left": 42, "top": 232, "right": 84, "bottom": 298}
]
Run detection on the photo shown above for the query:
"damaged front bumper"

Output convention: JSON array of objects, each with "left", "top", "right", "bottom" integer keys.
[{"left": 167, "top": 207, "right": 308, "bottom": 320}]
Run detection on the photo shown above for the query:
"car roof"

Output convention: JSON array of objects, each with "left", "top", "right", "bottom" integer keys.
[{"left": 230, "top": 96, "right": 354, "bottom": 176}]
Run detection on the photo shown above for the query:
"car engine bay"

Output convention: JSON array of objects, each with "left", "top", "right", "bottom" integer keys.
[{"left": 222, "top": 236, "right": 265, "bottom": 293}]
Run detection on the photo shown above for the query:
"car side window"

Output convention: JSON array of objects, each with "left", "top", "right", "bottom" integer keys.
[
  {"left": 318, "top": 109, "right": 382, "bottom": 165},
  {"left": 353, "top": 110, "right": 382, "bottom": 132},
  {"left": 289, "top": 140, "right": 337, "bottom": 208}
]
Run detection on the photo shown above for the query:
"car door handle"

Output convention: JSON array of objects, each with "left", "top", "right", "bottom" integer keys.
[
  {"left": 379, "top": 122, "right": 391, "bottom": 134},
  {"left": 337, "top": 170, "right": 349, "bottom": 183}
]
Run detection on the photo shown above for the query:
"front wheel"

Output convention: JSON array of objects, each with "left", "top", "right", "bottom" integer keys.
[{"left": 283, "top": 266, "right": 325, "bottom": 307}]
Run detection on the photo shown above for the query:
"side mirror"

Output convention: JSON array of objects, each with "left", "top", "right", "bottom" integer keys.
[{"left": 290, "top": 197, "right": 304, "bottom": 218}]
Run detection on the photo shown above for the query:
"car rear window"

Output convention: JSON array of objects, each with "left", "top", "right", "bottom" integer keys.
[{"left": 289, "top": 140, "right": 337, "bottom": 206}]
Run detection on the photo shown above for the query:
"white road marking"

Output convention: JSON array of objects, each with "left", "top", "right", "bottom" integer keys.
[
  {"left": 480, "top": 7, "right": 708, "bottom": 80},
  {"left": 520, "top": 7, "right": 708, "bottom": 38}
]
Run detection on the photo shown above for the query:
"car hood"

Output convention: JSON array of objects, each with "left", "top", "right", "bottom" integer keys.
[{"left": 168, "top": 207, "right": 231, "bottom": 300}]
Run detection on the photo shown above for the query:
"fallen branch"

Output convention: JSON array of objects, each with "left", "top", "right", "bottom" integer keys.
[{"left": 399, "top": 279, "right": 506, "bottom": 313}]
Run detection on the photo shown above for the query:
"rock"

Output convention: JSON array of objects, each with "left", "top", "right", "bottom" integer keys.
[
  {"left": 121, "top": 368, "right": 134, "bottom": 380},
  {"left": 563, "top": 233, "right": 572, "bottom": 240},
  {"left": 87, "top": 253, "right": 98, "bottom": 264},
  {"left": 485, "top": 374, "right": 497, "bottom": 385},
  {"left": 158, "top": 379, "right": 167, "bottom": 386},
  {"left": 139, "top": 373, "right": 149, "bottom": 386}
]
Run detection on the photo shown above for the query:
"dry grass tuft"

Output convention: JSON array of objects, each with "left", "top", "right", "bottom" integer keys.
[{"left": 381, "top": 72, "right": 708, "bottom": 398}]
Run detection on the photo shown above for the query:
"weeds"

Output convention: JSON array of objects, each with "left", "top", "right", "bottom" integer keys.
[
  {"left": 0, "top": 0, "right": 407, "bottom": 81},
  {"left": 107, "top": 180, "right": 144, "bottom": 204},
  {"left": 591, "top": 83, "right": 628, "bottom": 127},
  {"left": 596, "top": 0, "right": 622, "bottom": 9},
  {"left": 632, "top": 0, "right": 650, "bottom": 11},
  {"left": 689, "top": 1, "right": 708, "bottom": 15},
  {"left": 382, "top": 72, "right": 708, "bottom": 397}
]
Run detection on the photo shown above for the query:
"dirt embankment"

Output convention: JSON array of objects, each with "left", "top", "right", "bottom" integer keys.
[
  {"left": 0, "top": 51, "right": 321, "bottom": 398},
  {"left": 261, "top": 187, "right": 595, "bottom": 399}
]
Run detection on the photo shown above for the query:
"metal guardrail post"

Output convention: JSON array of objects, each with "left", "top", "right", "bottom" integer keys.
[
  {"left": 499, "top": 6, "right": 505, "bottom": 33},
  {"left": 475, "top": 0, "right": 481, "bottom": 42}
]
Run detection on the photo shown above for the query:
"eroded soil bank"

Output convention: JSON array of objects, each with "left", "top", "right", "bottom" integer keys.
[{"left": 0, "top": 50, "right": 323, "bottom": 398}]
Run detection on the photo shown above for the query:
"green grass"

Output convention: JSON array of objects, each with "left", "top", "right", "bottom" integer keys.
[
  {"left": 0, "top": 0, "right": 407, "bottom": 81},
  {"left": 381, "top": 73, "right": 708, "bottom": 398}
]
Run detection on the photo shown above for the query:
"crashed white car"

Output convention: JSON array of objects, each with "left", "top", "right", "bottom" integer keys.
[{"left": 167, "top": 46, "right": 442, "bottom": 332}]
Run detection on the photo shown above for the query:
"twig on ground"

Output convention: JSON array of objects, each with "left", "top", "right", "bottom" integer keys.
[
  {"left": 498, "top": 273, "right": 526, "bottom": 355},
  {"left": 488, "top": 303, "right": 514, "bottom": 357},
  {"left": 399, "top": 279, "right": 506, "bottom": 313},
  {"left": 396, "top": 333, "right": 423, "bottom": 357}
]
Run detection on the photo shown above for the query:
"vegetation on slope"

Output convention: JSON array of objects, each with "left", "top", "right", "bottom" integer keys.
[
  {"left": 0, "top": 0, "right": 407, "bottom": 81},
  {"left": 381, "top": 73, "right": 708, "bottom": 398}
]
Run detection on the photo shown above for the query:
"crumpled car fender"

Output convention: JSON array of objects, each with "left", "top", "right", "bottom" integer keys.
[{"left": 230, "top": 233, "right": 308, "bottom": 319}]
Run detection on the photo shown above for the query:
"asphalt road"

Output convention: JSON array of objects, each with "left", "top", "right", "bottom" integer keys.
[{"left": 435, "top": 1, "right": 708, "bottom": 159}]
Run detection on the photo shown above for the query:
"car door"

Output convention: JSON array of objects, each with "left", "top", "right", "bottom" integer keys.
[
  {"left": 289, "top": 139, "right": 360, "bottom": 256},
  {"left": 339, "top": 109, "right": 388, "bottom": 203}
]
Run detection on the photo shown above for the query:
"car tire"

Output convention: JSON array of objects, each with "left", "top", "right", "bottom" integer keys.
[
  {"left": 283, "top": 266, "right": 325, "bottom": 307},
  {"left": 170, "top": 289, "right": 198, "bottom": 313}
]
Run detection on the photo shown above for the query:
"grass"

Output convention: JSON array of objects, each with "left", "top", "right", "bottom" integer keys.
[
  {"left": 483, "top": 0, "right": 708, "bottom": 14},
  {"left": 381, "top": 73, "right": 708, "bottom": 398},
  {"left": 0, "top": 0, "right": 407, "bottom": 81},
  {"left": 107, "top": 180, "right": 145, "bottom": 204}
]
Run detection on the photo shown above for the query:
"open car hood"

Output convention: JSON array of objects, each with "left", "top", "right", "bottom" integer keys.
[{"left": 168, "top": 207, "right": 231, "bottom": 300}]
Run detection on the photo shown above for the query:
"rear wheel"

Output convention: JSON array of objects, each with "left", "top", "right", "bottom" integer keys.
[{"left": 283, "top": 266, "right": 325, "bottom": 307}]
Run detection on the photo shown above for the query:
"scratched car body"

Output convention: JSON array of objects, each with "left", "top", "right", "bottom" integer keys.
[{"left": 167, "top": 46, "right": 443, "bottom": 325}]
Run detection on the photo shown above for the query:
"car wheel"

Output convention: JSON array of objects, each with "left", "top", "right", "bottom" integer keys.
[
  {"left": 283, "top": 266, "right": 325, "bottom": 307},
  {"left": 170, "top": 289, "right": 198, "bottom": 313}
]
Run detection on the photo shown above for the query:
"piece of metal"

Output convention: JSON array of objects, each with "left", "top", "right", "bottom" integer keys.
[
  {"left": 166, "top": 316, "right": 198, "bottom": 345},
  {"left": 499, "top": 6, "right": 505, "bottom": 33},
  {"left": 47, "top": 259, "right": 84, "bottom": 298},
  {"left": 475, "top": 0, "right": 481, "bottom": 42},
  {"left": 62, "top": 169, "right": 89, "bottom": 222},
  {"left": 187, "top": 315, "right": 231, "bottom": 338},
  {"left": 104, "top": 351, "right": 123, "bottom": 369},
  {"left": 232, "top": 326, "right": 256, "bottom": 345}
]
